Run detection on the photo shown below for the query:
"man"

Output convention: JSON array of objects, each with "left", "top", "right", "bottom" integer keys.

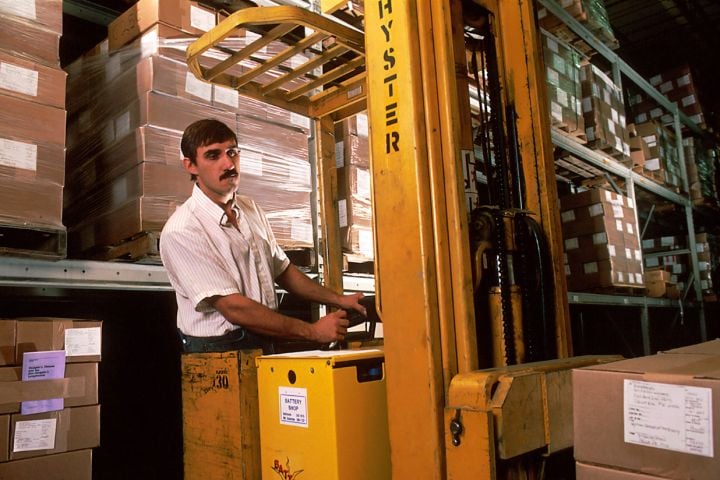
[{"left": 160, "top": 118, "right": 365, "bottom": 353}]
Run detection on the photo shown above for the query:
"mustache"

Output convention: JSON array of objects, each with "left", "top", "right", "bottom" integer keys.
[{"left": 220, "top": 168, "right": 238, "bottom": 180}]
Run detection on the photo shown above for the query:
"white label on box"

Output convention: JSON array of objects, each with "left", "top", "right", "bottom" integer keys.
[
  {"left": 564, "top": 264, "right": 571, "bottom": 276},
  {"left": 626, "top": 222, "right": 634, "bottom": 235},
  {"left": 615, "top": 219, "right": 623, "bottom": 232},
  {"left": 642, "top": 134, "right": 657, "bottom": 145},
  {"left": 682, "top": 94, "right": 696, "bottom": 107},
  {"left": 650, "top": 107, "right": 663, "bottom": 119},
  {"left": 649, "top": 74, "right": 662, "bottom": 86},
  {"left": 583, "top": 262, "right": 599, "bottom": 274},
  {"left": 214, "top": 85, "right": 239, "bottom": 108},
  {"left": 636, "top": 113, "right": 648, "bottom": 123},
  {"left": 617, "top": 271, "right": 625, "bottom": 282},
  {"left": 279, "top": 386, "right": 308, "bottom": 428},
  {"left": 347, "top": 85, "right": 363, "bottom": 99},
  {"left": 13, "top": 419, "right": 57, "bottom": 452},
  {"left": 593, "top": 232, "right": 608, "bottom": 245},
  {"left": 699, "top": 261, "right": 710, "bottom": 272},
  {"left": 660, "top": 236, "right": 675, "bottom": 247},
  {"left": 588, "top": 204, "right": 604, "bottom": 217},
  {"left": 644, "top": 158, "right": 660, "bottom": 171},
  {"left": 607, "top": 118, "right": 616, "bottom": 135},
  {"left": 551, "top": 101, "right": 563, "bottom": 122},
  {"left": 185, "top": 72, "right": 212, "bottom": 101},
  {"left": 635, "top": 273, "right": 643, "bottom": 284},
  {"left": 105, "top": 55, "right": 122, "bottom": 82},
  {"left": 65, "top": 327, "right": 102, "bottom": 357},
  {"left": 240, "top": 150, "right": 262, "bottom": 176},
  {"left": 0, "top": 62, "right": 38, "bottom": 96},
  {"left": 338, "top": 199, "right": 348, "bottom": 228},
  {"left": 0, "top": 0, "right": 36, "bottom": 20},
  {"left": 697, "top": 243, "right": 706, "bottom": 253},
  {"left": 356, "top": 114, "right": 369, "bottom": 137},
  {"left": 115, "top": 111, "right": 131, "bottom": 139},
  {"left": 560, "top": 210, "right": 575, "bottom": 223},
  {"left": 112, "top": 176, "right": 128, "bottom": 206},
  {"left": 635, "top": 249, "right": 642, "bottom": 261},
  {"left": 677, "top": 73, "right": 691, "bottom": 87},
  {"left": 565, "top": 237, "right": 579, "bottom": 250},
  {"left": 290, "top": 112, "right": 310, "bottom": 130},
  {"left": 645, "top": 257, "right": 659, "bottom": 268},
  {"left": 582, "top": 97, "right": 592, "bottom": 114},
  {"left": 642, "top": 238, "right": 654, "bottom": 249},
  {"left": 624, "top": 379, "right": 713, "bottom": 457},
  {"left": 358, "top": 229, "right": 373, "bottom": 256},
  {"left": 611, "top": 108, "right": 619, "bottom": 124},
  {"left": 626, "top": 197, "right": 634, "bottom": 209},
  {"left": 290, "top": 220, "right": 312, "bottom": 243},
  {"left": 625, "top": 247, "right": 632, "bottom": 259},
  {"left": 612, "top": 205, "right": 624, "bottom": 218},
  {"left": 335, "top": 141, "right": 345, "bottom": 168},
  {"left": 602, "top": 88, "right": 611, "bottom": 105},
  {"left": 356, "top": 169, "right": 371, "bottom": 197},
  {"left": 546, "top": 37, "right": 558, "bottom": 54},
  {"left": 0, "top": 138, "right": 37, "bottom": 171},
  {"left": 190, "top": 5, "right": 216, "bottom": 31},
  {"left": 659, "top": 80, "right": 673, "bottom": 93},
  {"left": 547, "top": 68, "right": 559, "bottom": 86},
  {"left": 608, "top": 245, "right": 616, "bottom": 256},
  {"left": 557, "top": 89, "right": 569, "bottom": 108}
]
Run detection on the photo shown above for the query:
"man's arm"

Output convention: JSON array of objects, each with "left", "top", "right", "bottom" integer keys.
[
  {"left": 276, "top": 264, "right": 366, "bottom": 314},
  {"left": 211, "top": 293, "right": 349, "bottom": 342}
]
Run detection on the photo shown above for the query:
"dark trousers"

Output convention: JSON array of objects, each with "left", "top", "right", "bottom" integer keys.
[{"left": 177, "top": 328, "right": 275, "bottom": 354}]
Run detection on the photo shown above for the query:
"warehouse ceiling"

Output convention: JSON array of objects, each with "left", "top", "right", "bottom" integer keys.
[{"left": 63, "top": 0, "right": 720, "bottom": 131}]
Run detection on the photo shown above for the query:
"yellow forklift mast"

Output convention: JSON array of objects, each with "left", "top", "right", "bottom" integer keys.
[{"left": 187, "top": 1, "right": 617, "bottom": 477}]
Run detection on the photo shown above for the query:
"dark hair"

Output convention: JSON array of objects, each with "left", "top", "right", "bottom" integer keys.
[{"left": 181, "top": 118, "right": 238, "bottom": 163}]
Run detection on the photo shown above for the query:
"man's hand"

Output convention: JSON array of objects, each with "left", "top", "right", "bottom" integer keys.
[
  {"left": 311, "top": 310, "right": 350, "bottom": 343},
  {"left": 335, "top": 292, "right": 367, "bottom": 316}
]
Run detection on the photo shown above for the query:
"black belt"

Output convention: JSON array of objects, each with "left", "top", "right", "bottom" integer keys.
[{"left": 178, "top": 328, "right": 274, "bottom": 354}]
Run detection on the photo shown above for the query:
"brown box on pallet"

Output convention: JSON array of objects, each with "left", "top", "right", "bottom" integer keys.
[
  {"left": 645, "top": 269, "right": 680, "bottom": 299},
  {"left": 0, "top": 177, "right": 63, "bottom": 228},
  {"left": 543, "top": 32, "right": 584, "bottom": 135},
  {"left": 108, "top": 0, "right": 219, "bottom": 51},
  {"left": 15, "top": 319, "right": 102, "bottom": 364},
  {"left": 0, "top": 321, "right": 16, "bottom": 367},
  {"left": 0, "top": 362, "right": 98, "bottom": 414},
  {"left": 0, "top": 16, "right": 61, "bottom": 67},
  {"left": 565, "top": 256, "right": 639, "bottom": 291},
  {"left": 0, "top": 51, "right": 66, "bottom": 109},
  {"left": 10, "top": 405, "right": 100, "bottom": 460},
  {"left": 574, "top": 350, "right": 720, "bottom": 479},
  {"left": 0, "top": 450, "right": 92, "bottom": 479}
]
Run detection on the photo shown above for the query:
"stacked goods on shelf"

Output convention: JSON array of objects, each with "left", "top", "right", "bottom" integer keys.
[
  {"left": 335, "top": 113, "right": 374, "bottom": 262},
  {"left": 641, "top": 235, "right": 684, "bottom": 299},
  {"left": 541, "top": 31, "right": 585, "bottom": 139},
  {"left": 641, "top": 233, "right": 716, "bottom": 300},
  {"left": 0, "top": 318, "right": 102, "bottom": 479},
  {"left": 628, "top": 121, "right": 683, "bottom": 191},
  {"left": 627, "top": 65, "right": 708, "bottom": 130},
  {"left": 537, "top": 0, "right": 619, "bottom": 55},
  {"left": 579, "top": 63, "right": 631, "bottom": 162},
  {"left": 684, "top": 137, "right": 719, "bottom": 207},
  {"left": 0, "top": 1, "right": 67, "bottom": 257},
  {"left": 64, "top": 0, "right": 314, "bottom": 259},
  {"left": 561, "top": 188, "right": 644, "bottom": 291}
]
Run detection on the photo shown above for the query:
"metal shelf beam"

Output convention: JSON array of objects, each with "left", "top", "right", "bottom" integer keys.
[{"left": 568, "top": 291, "right": 679, "bottom": 308}]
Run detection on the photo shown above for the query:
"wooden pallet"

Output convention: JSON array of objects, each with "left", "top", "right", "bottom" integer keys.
[
  {"left": 588, "top": 285, "right": 648, "bottom": 296},
  {"left": 343, "top": 253, "right": 374, "bottom": 274},
  {"left": 79, "top": 231, "right": 161, "bottom": 264},
  {"left": 552, "top": 120, "right": 588, "bottom": 144},
  {"left": 0, "top": 222, "right": 67, "bottom": 260}
]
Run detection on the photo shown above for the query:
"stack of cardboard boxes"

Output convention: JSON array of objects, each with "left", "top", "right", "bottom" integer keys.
[
  {"left": 0, "top": 318, "right": 102, "bottom": 479},
  {"left": 579, "top": 63, "right": 631, "bottom": 162},
  {"left": 627, "top": 65, "right": 707, "bottom": 130},
  {"left": 542, "top": 31, "right": 585, "bottom": 139},
  {"left": 628, "top": 121, "right": 683, "bottom": 191},
  {"left": 537, "top": 0, "right": 619, "bottom": 55},
  {"left": 561, "top": 188, "right": 644, "bottom": 291},
  {"left": 335, "top": 113, "right": 374, "bottom": 262},
  {"left": 64, "top": 0, "right": 314, "bottom": 258},
  {"left": 574, "top": 339, "right": 720, "bottom": 479},
  {"left": 0, "top": 2, "right": 66, "bottom": 243},
  {"left": 684, "top": 137, "right": 718, "bottom": 207}
]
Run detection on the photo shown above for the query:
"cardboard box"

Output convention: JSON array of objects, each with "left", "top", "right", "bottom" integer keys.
[
  {"left": 0, "top": 321, "right": 16, "bottom": 367},
  {"left": 10, "top": 405, "right": 100, "bottom": 460},
  {"left": 0, "top": 177, "right": 63, "bottom": 228},
  {"left": 0, "top": 362, "right": 99, "bottom": 414},
  {"left": 0, "top": 51, "right": 67, "bottom": 109},
  {"left": 0, "top": 16, "right": 61, "bottom": 67},
  {"left": 574, "top": 350, "right": 720, "bottom": 479},
  {"left": 108, "top": 0, "right": 219, "bottom": 51},
  {"left": 577, "top": 461, "right": 665, "bottom": 479},
  {"left": 0, "top": 0, "right": 63, "bottom": 34},
  {"left": 0, "top": 449, "right": 92, "bottom": 479},
  {"left": 15, "top": 319, "right": 102, "bottom": 364}
]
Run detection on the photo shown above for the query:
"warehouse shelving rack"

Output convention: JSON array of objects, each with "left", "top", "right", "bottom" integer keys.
[{"left": 539, "top": 0, "right": 709, "bottom": 355}]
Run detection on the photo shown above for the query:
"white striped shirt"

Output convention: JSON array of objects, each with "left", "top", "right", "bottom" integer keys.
[{"left": 160, "top": 184, "right": 290, "bottom": 337}]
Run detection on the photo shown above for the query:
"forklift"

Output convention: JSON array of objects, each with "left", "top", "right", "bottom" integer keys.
[{"left": 185, "top": 0, "right": 616, "bottom": 477}]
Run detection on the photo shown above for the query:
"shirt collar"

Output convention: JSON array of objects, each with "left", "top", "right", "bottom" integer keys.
[{"left": 191, "top": 184, "right": 239, "bottom": 226}]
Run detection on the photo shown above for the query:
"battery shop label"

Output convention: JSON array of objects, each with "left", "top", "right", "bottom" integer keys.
[{"left": 279, "top": 386, "right": 308, "bottom": 428}]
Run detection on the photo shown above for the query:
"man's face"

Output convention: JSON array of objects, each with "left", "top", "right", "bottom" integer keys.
[{"left": 184, "top": 139, "right": 240, "bottom": 204}]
